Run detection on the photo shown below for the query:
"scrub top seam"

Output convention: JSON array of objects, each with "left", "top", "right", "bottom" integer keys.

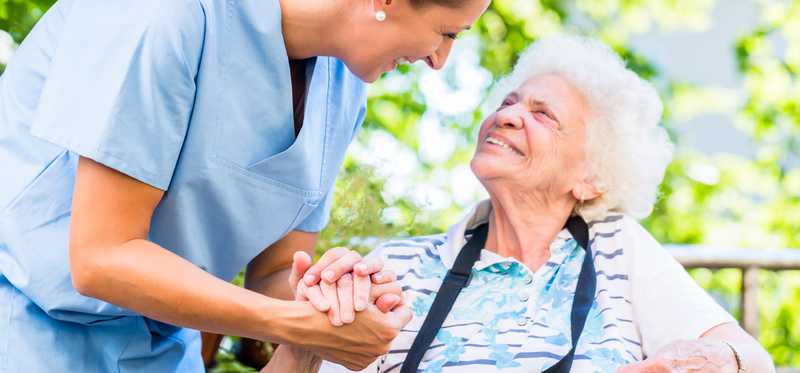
[{"left": 322, "top": 58, "right": 336, "bottom": 187}]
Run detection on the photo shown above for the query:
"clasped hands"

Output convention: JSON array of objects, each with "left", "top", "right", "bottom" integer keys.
[{"left": 289, "top": 247, "right": 405, "bottom": 325}]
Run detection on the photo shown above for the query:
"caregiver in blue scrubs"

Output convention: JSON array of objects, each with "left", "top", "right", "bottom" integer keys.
[{"left": 0, "top": 0, "right": 489, "bottom": 371}]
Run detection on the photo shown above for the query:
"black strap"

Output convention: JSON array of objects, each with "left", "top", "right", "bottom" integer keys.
[
  {"left": 400, "top": 216, "right": 595, "bottom": 373},
  {"left": 400, "top": 223, "right": 488, "bottom": 373}
]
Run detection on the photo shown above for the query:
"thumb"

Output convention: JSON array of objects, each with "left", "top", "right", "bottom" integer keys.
[
  {"left": 375, "top": 294, "right": 402, "bottom": 313},
  {"left": 289, "top": 251, "right": 313, "bottom": 290}
]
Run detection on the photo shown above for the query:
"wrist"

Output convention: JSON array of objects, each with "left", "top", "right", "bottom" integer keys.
[
  {"left": 256, "top": 298, "right": 321, "bottom": 345},
  {"left": 720, "top": 340, "right": 746, "bottom": 373}
]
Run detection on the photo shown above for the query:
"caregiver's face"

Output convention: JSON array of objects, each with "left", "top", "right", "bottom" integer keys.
[
  {"left": 347, "top": 0, "right": 490, "bottom": 82},
  {"left": 471, "top": 74, "right": 591, "bottom": 193}
]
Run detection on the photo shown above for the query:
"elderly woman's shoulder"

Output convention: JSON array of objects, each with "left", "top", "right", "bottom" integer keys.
[
  {"left": 369, "top": 233, "right": 448, "bottom": 260},
  {"left": 586, "top": 213, "right": 664, "bottom": 258}
]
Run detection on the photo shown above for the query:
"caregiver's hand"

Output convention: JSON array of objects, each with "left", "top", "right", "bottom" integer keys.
[
  {"left": 616, "top": 339, "right": 738, "bottom": 373},
  {"left": 291, "top": 251, "right": 404, "bottom": 326}
]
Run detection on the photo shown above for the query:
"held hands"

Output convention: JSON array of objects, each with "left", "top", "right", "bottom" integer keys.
[
  {"left": 616, "top": 339, "right": 739, "bottom": 373},
  {"left": 289, "top": 248, "right": 405, "bottom": 325},
  {"left": 274, "top": 248, "right": 409, "bottom": 371}
]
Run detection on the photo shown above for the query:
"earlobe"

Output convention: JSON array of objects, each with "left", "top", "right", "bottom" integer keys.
[{"left": 572, "top": 181, "right": 601, "bottom": 202}]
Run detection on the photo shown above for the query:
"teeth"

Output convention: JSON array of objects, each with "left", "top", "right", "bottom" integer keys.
[
  {"left": 486, "top": 136, "right": 523, "bottom": 156},
  {"left": 486, "top": 136, "right": 509, "bottom": 148},
  {"left": 395, "top": 57, "right": 410, "bottom": 65}
]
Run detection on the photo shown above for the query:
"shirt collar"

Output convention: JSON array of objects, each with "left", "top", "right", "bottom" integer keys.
[{"left": 441, "top": 199, "right": 575, "bottom": 271}]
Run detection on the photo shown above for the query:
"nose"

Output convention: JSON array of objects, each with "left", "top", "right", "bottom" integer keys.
[
  {"left": 494, "top": 105, "right": 525, "bottom": 130},
  {"left": 428, "top": 38, "right": 454, "bottom": 70}
]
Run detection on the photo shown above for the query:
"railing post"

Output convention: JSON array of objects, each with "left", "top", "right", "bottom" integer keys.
[{"left": 741, "top": 266, "right": 759, "bottom": 338}]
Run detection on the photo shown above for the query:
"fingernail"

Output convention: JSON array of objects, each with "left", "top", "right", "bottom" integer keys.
[
  {"left": 304, "top": 274, "right": 316, "bottom": 284},
  {"left": 322, "top": 270, "right": 335, "bottom": 282},
  {"left": 355, "top": 264, "right": 366, "bottom": 273},
  {"left": 319, "top": 301, "right": 330, "bottom": 310},
  {"left": 373, "top": 273, "right": 383, "bottom": 281},
  {"left": 355, "top": 301, "right": 365, "bottom": 311}
]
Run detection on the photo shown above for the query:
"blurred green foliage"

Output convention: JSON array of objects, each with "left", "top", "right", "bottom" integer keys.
[{"left": 3, "top": 0, "right": 798, "bottom": 368}]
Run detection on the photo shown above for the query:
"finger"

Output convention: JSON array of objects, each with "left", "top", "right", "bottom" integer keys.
[
  {"left": 370, "top": 282, "right": 403, "bottom": 303},
  {"left": 320, "top": 250, "right": 364, "bottom": 284},
  {"left": 294, "top": 282, "right": 308, "bottom": 301},
  {"left": 353, "top": 257, "right": 383, "bottom": 277},
  {"left": 289, "top": 251, "right": 313, "bottom": 290},
  {"left": 337, "top": 273, "right": 355, "bottom": 324},
  {"left": 375, "top": 294, "right": 402, "bottom": 313},
  {"left": 353, "top": 272, "right": 371, "bottom": 312},
  {"left": 303, "top": 284, "right": 331, "bottom": 312},
  {"left": 320, "top": 280, "right": 342, "bottom": 326},
  {"left": 303, "top": 247, "right": 350, "bottom": 286},
  {"left": 616, "top": 359, "right": 670, "bottom": 373},
  {"left": 371, "top": 269, "right": 397, "bottom": 285}
]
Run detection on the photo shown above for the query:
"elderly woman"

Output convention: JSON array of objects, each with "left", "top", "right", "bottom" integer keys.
[{"left": 269, "top": 35, "right": 775, "bottom": 372}]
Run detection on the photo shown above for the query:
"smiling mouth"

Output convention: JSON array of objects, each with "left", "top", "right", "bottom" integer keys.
[
  {"left": 394, "top": 57, "right": 435, "bottom": 69},
  {"left": 485, "top": 136, "right": 524, "bottom": 157}
]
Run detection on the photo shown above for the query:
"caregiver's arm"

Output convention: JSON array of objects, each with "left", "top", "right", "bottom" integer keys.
[
  {"left": 245, "top": 230, "right": 318, "bottom": 301},
  {"left": 69, "top": 157, "right": 409, "bottom": 370}
]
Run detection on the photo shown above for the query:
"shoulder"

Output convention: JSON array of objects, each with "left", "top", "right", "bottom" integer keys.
[
  {"left": 369, "top": 234, "right": 447, "bottom": 278},
  {"left": 587, "top": 213, "right": 660, "bottom": 250},
  {"left": 372, "top": 234, "right": 447, "bottom": 260},
  {"left": 586, "top": 213, "right": 664, "bottom": 272}
]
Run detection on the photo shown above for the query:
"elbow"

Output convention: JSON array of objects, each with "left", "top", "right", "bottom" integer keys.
[{"left": 69, "top": 246, "right": 105, "bottom": 298}]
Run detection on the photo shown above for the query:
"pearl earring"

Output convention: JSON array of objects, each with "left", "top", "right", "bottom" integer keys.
[{"left": 375, "top": 10, "right": 387, "bottom": 22}]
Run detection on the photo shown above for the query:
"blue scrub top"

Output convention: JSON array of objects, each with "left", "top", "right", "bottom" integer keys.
[{"left": 0, "top": 0, "right": 367, "bottom": 371}]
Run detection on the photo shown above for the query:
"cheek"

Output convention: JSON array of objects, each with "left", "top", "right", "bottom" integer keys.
[{"left": 477, "top": 116, "right": 495, "bottom": 138}]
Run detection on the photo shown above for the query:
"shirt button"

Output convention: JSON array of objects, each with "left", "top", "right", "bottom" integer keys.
[
  {"left": 524, "top": 275, "right": 533, "bottom": 284},
  {"left": 517, "top": 317, "right": 528, "bottom": 327},
  {"left": 519, "top": 293, "right": 530, "bottom": 302}
]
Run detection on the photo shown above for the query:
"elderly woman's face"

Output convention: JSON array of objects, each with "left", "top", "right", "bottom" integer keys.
[{"left": 471, "top": 74, "right": 591, "bottom": 195}]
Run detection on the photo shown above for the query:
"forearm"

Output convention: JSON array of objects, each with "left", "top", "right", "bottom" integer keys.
[{"left": 71, "top": 238, "right": 308, "bottom": 344}]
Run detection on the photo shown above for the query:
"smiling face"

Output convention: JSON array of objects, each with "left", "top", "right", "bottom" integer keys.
[
  {"left": 343, "top": 0, "right": 490, "bottom": 82},
  {"left": 471, "top": 74, "right": 593, "bottom": 199}
]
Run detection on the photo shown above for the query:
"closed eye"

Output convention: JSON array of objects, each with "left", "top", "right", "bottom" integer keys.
[{"left": 444, "top": 32, "right": 459, "bottom": 40}]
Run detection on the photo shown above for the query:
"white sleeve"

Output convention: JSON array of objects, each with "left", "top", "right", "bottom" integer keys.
[{"left": 627, "top": 219, "right": 737, "bottom": 357}]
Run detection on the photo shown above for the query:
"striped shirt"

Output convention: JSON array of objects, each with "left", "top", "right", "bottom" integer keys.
[{"left": 321, "top": 200, "right": 734, "bottom": 372}]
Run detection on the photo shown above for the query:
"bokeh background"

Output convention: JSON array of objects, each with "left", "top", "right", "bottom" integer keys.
[{"left": 2, "top": 0, "right": 798, "bottom": 370}]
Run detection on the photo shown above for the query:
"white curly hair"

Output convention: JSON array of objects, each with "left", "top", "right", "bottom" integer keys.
[{"left": 483, "top": 35, "right": 674, "bottom": 221}]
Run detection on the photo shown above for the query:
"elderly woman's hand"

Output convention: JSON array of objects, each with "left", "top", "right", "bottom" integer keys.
[
  {"left": 289, "top": 250, "right": 404, "bottom": 326},
  {"left": 616, "top": 339, "right": 739, "bottom": 373}
]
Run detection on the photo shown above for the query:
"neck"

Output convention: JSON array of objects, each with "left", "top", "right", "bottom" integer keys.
[
  {"left": 279, "top": 0, "right": 352, "bottom": 60},
  {"left": 484, "top": 190, "right": 576, "bottom": 271}
]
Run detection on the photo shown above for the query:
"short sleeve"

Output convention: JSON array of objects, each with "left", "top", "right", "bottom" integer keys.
[
  {"left": 295, "top": 189, "right": 335, "bottom": 233},
  {"left": 29, "top": 0, "right": 205, "bottom": 190},
  {"left": 627, "top": 219, "right": 736, "bottom": 357}
]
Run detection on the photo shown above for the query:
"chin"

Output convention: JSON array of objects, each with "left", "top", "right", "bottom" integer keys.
[
  {"left": 471, "top": 154, "right": 519, "bottom": 181},
  {"left": 345, "top": 62, "right": 383, "bottom": 83}
]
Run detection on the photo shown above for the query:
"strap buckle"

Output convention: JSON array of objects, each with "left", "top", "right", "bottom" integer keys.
[{"left": 443, "top": 270, "right": 472, "bottom": 287}]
